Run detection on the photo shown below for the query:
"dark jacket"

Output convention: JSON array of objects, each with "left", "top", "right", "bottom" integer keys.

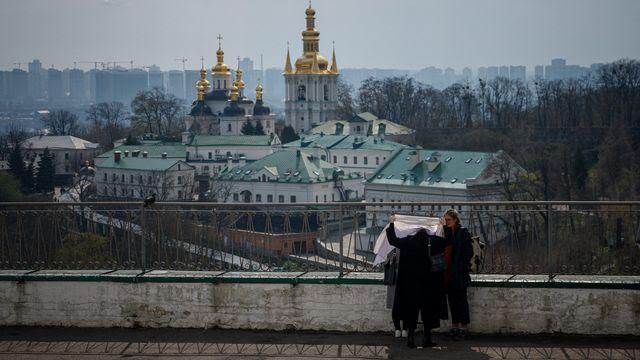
[
  {"left": 444, "top": 225, "right": 474, "bottom": 290},
  {"left": 386, "top": 223, "right": 450, "bottom": 327}
]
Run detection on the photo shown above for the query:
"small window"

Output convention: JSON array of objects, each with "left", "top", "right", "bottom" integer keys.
[
  {"left": 208, "top": 152, "right": 212, "bottom": 159},
  {"left": 364, "top": 157, "right": 368, "bottom": 165},
  {"left": 353, "top": 156, "right": 357, "bottom": 164},
  {"left": 376, "top": 157, "right": 379, "bottom": 165},
  {"left": 130, "top": 175, "right": 134, "bottom": 183},
  {"left": 65, "top": 153, "right": 69, "bottom": 160},
  {"left": 256, "top": 194, "right": 262, "bottom": 202},
  {"left": 139, "top": 175, "right": 143, "bottom": 184},
  {"left": 178, "top": 190, "right": 183, "bottom": 199},
  {"left": 333, "top": 155, "right": 337, "bottom": 163},
  {"left": 103, "top": 173, "right": 107, "bottom": 181},
  {"left": 178, "top": 164, "right": 181, "bottom": 170},
  {"left": 148, "top": 176, "right": 152, "bottom": 184},
  {"left": 112, "top": 174, "right": 116, "bottom": 181},
  {"left": 121, "top": 174, "right": 125, "bottom": 182},
  {"left": 332, "top": 194, "right": 335, "bottom": 201},
  {"left": 315, "top": 195, "right": 318, "bottom": 202},
  {"left": 324, "top": 194, "right": 327, "bottom": 202},
  {"left": 228, "top": 123, "right": 232, "bottom": 132},
  {"left": 267, "top": 194, "right": 273, "bottom": 202},
  {"left": 343, "top": 156, "right": 348, "bottom": 164},
  {"left": 233, "top": 193, "right": 239, "bottom": 201},
  {"left": 178, "top": 176, "right": 182, "bottom": 184},
  {"left": 278, "top": 195, "right": 284, "bottom": 203},
  {"left": 290, "top": 195, "right": 296, "bottom": 203},
  {"left": 130, "top": 189, "right": 134, "bottom": 197}
]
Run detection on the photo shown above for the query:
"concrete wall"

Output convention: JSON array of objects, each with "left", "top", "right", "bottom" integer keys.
[{"left": 1, "top": 273, "right": 638, "bottom": 335}]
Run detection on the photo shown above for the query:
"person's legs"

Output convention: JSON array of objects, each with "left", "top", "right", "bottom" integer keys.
[
  {"left": 405, "top": 307, "right": 419, "bottom": 348},
  {"left": 418, "top": 307, "right": 438, "bottom": 348},
  {"left": 448, "top": 287, "right": 470, "bottom": 338}
]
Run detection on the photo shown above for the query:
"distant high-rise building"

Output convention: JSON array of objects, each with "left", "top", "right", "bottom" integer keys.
[
  {"left": 47, "top": 68, "right": 64, "bottom": 100},
  {"left": 167, "top": 70, "right": 185, "bottom": 99},
  {"left": 0, "top": 71, "right": 8, "bottom": 99},
  {"left": 94, "top": 70, "right": 113, "bottom": 102},
  {"left": 185, "top": 70, "right": 201, "bottom": 101},
  {"left": 499, "top": 66, "right": 509, "bottom": 78},
  {"left": 486, "top": 66, "right": 499, "bottom": 80},
  {"left": 477, "top": 67, "right": 487, "bottom": 80},
  {"left": 28, "top": 59, "right": 44, "bottom": 99},
  {"left": 509, "top": 66, "right": 526, "bottom": 82},
  {"left": 534, "top": 65, "right": 544, "bottom": 79},
  {"left": 9, "top": 69, "right": 28, "bottom": 101},
  {"left": 551, "top": 58, "right": 566, "bottom": 67},
  {"left": 462, "top": 67, "right": 472, "bottom": 81},
  {"left": 264, "top": 67, "right": 284, "bottom": 101},
  {"left": 68, "top": 68, "right": 85, "bottom": 100},
  {"left": 111, "top": 69, "right": 147, "bottom": 103},
  {"left": 147, "top": 65, "right": 164, "bottom": 90}
]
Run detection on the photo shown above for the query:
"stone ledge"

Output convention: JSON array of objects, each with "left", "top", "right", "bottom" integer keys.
[{"left": 0, "top": 270, "right": 638, "bottom": 289}]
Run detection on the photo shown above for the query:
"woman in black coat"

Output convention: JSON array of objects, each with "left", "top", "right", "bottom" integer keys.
[
  {"left": 442, "top": 208, "right": 474, "bottom": 339},
  {"left": 386, "top": 215, "right": 450, "bottom": 348}
]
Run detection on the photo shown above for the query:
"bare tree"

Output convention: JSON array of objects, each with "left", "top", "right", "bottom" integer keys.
[
  {"left": 42, "top": 110, "right": 80, "bottom": 135},
  {"left": 131, "top": 87, "right": 185, "bottom": 137},
  {"left": 86, "top": 102, "right": 128, "bottom": 150}
]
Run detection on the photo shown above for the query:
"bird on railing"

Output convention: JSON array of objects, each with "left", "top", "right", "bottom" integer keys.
[{"left": 143, "top": 193, "right": 156, "bottom": 208}]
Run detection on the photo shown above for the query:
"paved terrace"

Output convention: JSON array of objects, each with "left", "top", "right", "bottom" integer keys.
[{"left": 1, "top": 327, "right": 639, "bottom": 359}]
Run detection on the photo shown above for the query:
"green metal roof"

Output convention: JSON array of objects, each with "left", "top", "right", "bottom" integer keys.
[
  {"left": 187, "top": 135, "right": 275, "bottom": 146},
  {"left": 367, "top": 148, "right": 500, "bottom": 189},
  {"left": 218, "top": 150, "right": 361, "bottom": 183},
  {"left": 95, "top": 157, "right": 192, "bottom": 171},
  {"left": 95, "top": 144, "right": 186, "bottom": 159},
  {"left": 282, "top": 134, "right": 407, "bottom": 151}
]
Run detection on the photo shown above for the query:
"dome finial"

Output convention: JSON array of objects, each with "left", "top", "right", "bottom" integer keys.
[
  {"left": 212, "top": 34, "right": 230, "bottom": 75},
  {"left": 330, "top": 42, "right": 338, "bottom": 74}
]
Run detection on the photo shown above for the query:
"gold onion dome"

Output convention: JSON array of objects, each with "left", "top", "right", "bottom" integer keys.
[
  {"left": 196, "top": 66, "right": 210, "bottom": 100},
  {"left": 255, "top": 84, "right": 263, "bottom": 101},
  {"left": 230, "top": 84, "right": 239, "bottom": 101},
  {"left": 234, "top": 62, "right": 245, "bottom": 91},
  {"left": 294, "top": 3, "right": 329, "bottom": 74},
  {"left": 212, "top": 43, "right": 230, "bottom": 75}
]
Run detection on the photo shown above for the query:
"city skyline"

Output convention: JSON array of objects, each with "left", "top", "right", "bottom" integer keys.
[{"left": 1, "top": 0, "right": 639, "bottom": 72}]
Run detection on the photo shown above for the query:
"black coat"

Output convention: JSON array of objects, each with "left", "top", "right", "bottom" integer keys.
[
  {"left": 386, "top": 223, "right": 450, "bottom": 328},
  {"left": 444, "top": 225, "right": 474, "bottom": 290}
]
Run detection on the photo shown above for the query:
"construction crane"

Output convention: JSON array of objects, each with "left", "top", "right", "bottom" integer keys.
[{"left": 174, "top": 57, "right": 188, "bottom": 71}]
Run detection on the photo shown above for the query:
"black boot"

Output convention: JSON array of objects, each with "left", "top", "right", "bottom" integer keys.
[
  {"left": 407, "top": 328, "right": 416, "bottom": 348},
  {"left": 421, "top": 331, "right": 437, "bottom": 348}
]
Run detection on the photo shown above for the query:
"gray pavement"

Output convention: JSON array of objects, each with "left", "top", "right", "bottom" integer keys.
[{"left": 0, "top": 327, "right": 638, "bottom": 360}]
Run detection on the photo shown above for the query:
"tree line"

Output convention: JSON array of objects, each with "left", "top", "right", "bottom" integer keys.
[{"left": 337, "top": 59, "right": 640, "bottom": 201}]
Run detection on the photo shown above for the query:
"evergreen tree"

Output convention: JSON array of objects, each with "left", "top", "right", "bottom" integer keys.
[
  {"left": 0, "top": 172, "right": 24, "bottom": 201},
  {"left": 36, "top": 148, "right": 55, "bottom": 193},
  {"left": 280, "top": 125, "right": 300, "bottom": 144},
  {"left": 254, "top": 121, "right": 265, "bottom": 135},
  {"left": 7, "top": 145, "right": 25, "bottom": 188},
  {"left": 241, "top": 119, "right": 255, "bottom": 135},
  {"left": 24, "top": 161, "right": 35, "bottom": 193}
]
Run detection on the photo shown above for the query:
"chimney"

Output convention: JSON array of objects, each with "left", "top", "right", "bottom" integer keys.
[
  {"left": 132, "top": 150, "right": 140, "bottom": 157},
  {"left": 114, "top": 151, "right": 121, "bottom": 162},
  {"left": 227, "top": 155, "right": 233, "bottom": 169},
  {"left": 239, "top": 155, "right": 246, "bottom": 167},
  {"left": 124, "top": 150, "right": 129, "bottom": 157},
  {"left": 142, "top": 151, "right": 148, "bottom": 158},
  {"left": 161, "top": 152, "right": 167, "bottom": 159},
  {"left": 378, "top": 123, "right": 386, "bottom": 140},
  {"left": 335, "top": 122, "right": 344, "bottom": 135},
  {"left": 408, "top": 149, "right": 421, "bottom": 169}
]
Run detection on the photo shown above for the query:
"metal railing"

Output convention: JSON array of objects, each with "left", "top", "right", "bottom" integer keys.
[{"left": 1, "top": 201, "right": 639, "bottom": 275}]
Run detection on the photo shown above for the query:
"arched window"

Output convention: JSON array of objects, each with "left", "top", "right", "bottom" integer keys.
[
  {"left": 262, "top": 174, "right": 266, "bottom": 182},
  {"left": 323, "top": 84, "right": 329, "bottom": 101},
  {"left": 297, "top": 85, "right": 306, "bottom": 101}
]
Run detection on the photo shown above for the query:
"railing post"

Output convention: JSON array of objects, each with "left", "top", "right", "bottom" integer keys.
[
  {"left": 546, "top": 204, "right": 552, "bottom": 278},
  {"left": 141, "top": 205, "right": 146, "bottom": 271},
  {"left": 339, "top": 204, "right": 344, "bottom": 275}
]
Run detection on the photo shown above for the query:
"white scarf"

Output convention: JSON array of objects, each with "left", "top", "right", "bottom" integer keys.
[{"left": 372, "top": 214, "right": 443, "bottom": 266}]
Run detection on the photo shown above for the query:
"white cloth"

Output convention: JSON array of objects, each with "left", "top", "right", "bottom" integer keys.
[{"left": 373, "top": 215, "right": 444, "bottom": 266}]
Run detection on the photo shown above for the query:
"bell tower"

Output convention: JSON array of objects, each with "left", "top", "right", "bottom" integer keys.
[{"left": 284, "top": 3, "right": 338, "bottom": 134}]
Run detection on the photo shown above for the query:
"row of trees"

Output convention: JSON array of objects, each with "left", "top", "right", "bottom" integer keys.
[
  {"left": 39, "top": 87, "right": 185, "bottom": 150},
  {"left": 336, "top": 59, "right": 640, "bottom": 201}
]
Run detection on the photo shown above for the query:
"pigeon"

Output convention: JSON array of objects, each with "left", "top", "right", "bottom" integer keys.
[{"left": 143, "top": 193, "right": 156, "bottom": 208}]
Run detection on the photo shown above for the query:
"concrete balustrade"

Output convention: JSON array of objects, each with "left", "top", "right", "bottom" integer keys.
[{"left": 1, "top": 271, "right": 638, "bottom": 335}]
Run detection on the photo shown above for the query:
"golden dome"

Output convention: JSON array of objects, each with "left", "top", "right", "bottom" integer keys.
[
  {"left": 230, "top": 84, "right": 238, "bottom": 101},
  {"left": 212, "top": 44, "right": 230, "bottom": 75},
  {"left": 234, "top": 62, "right": 245, "bottom": 91},
  {"left": 292, "top": 3, "right": 331, "bottom": 74},
  {"left": 255, "top": 84, "right": 263, "bottom": 101},
  {"left": 196, "top": 66, "right": 210, "bottom": 101}
]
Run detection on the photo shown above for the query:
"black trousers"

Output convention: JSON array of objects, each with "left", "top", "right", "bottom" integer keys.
[{"left": 447, "top": 286, "right": 470, "bottom": 325}]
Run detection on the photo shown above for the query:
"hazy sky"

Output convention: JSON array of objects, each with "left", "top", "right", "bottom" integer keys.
[{"left": 1, "top": 0, "right": 639, "bottom": 72}]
